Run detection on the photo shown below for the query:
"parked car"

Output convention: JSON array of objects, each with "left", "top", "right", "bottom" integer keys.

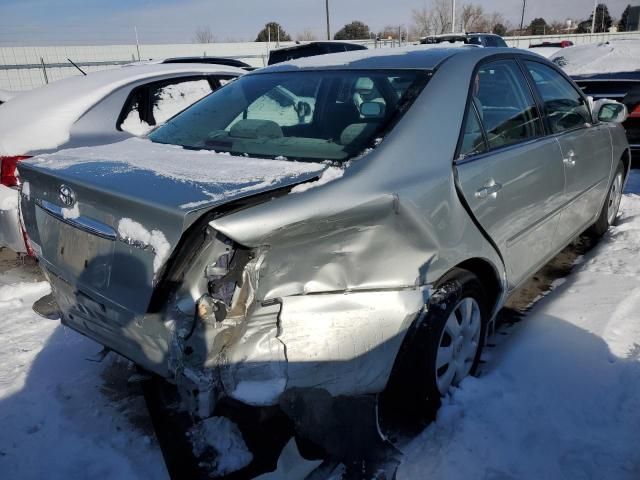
[
  {"left": 530, "top": 40, "right": 574, "bottom": 49},
  {"left": 161, "top": 56, "right": 256, "bottom": 71},
  {"left": 420, "top": 33, "right": 508, "bottom": 47},
  {"left": 268, "top": 41, "right": 367, "bottom": 65},
  {"left": 551, "top": 40, "right": 640, "bottom": 160},
  {"left": 0, "top": 63, "right": 244, "bottom": 254},
  {"left": 19, "top": 47, "right": 629, "bottom": 428}
]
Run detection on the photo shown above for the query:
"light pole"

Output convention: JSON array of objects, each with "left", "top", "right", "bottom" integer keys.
[
  {"left": 519, "top": 0, "right": 526, "bottom": 34},
  {"left": 451, "top": 0, "right": 456, "bottom": 33},
  {"left": 591, "top": 0, "right": 598, "bottom": 33},
  {"left": 325, "top": 0, "right": 331, "bottom": 40}
]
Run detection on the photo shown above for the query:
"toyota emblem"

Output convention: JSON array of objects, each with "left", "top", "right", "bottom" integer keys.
[{"left": 59, "top": 185, "right": 76, "bottom": 207}]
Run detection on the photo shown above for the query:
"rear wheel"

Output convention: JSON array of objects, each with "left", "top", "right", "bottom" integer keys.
[
  {"left": 380, "top": 268, "right": 488, "bottom": 427},
  {"left": 591, "top": 161, "right": 625, "bottom": 237}
]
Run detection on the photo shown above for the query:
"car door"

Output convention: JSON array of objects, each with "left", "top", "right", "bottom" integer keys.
[
  {"left": 523, "top": 61, "right": 613, "bottom": 243},
  {"left": 455, "top": 59, "right": 566, "bottom": 289}
]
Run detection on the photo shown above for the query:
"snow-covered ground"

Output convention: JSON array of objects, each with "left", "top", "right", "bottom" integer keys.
[
  {"left": 398, "top": 171, "right": 640, "bottom": 479},
  {"left": 1, "top": 173, "right": 640, "bottom": 479},
  {"left": 0, "top": 257, "right": 168, "bottom": 480}
]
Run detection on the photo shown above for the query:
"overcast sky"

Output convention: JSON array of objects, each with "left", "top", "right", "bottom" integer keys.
[{"left": 0, "top": 0, "right": 633, "bottom": 45}]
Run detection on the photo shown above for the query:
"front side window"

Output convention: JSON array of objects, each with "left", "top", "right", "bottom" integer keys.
[
  {"left": 525, "top": 61, "right": 592, "bottom": 133},
  {"left": 472, "top": 59, "right": 543, "bottom": 150},
  {"left": 149, "top": 70, "right": 429, "bottom": 163}
]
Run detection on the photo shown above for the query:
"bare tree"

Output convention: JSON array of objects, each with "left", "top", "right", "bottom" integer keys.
[
  {"left": 411, "top": 7, "right": 434, "bottom": 38},
  {"left": 460, "top": 4, "right": 485, "bottom": 32},
  {"left": 296, "top": 28, "right": 318, "bottom": 41},
  {"left": 487, "top": 12, "right": 507, "bottom": 32},
  {"left": 432, "top": 0, "right": 453, "bottom": 34},
  {"left": 193, "top": 26, "right": 216, "bottom": 44}
]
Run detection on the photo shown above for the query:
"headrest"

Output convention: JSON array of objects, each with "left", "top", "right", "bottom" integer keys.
[{"left": 229, "top": 119, "right": 283, "bottom": 139}]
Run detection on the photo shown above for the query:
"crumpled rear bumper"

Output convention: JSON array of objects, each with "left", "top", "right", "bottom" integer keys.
[
  {"left": 0, "top": 186, "right": 26, "bottom": 253},
  {"left": 216, "top": 288, "right": 429, "bottom": 407}
]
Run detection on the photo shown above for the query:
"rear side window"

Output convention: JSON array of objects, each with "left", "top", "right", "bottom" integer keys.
[
  {"left": 472, "top": 59, "right": 543, "bottom": 150},
  {"left": 459, "top": 104, "right": 487, "bottom": 158},
  {"left": 118, "top": 77, "right": 220, "bottom": 136},
  {"left": 524, "top": 61, "right": 592, "bottom": 133}
]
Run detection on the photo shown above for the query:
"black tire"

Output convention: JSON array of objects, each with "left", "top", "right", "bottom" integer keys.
[
  {"left": 380, "top": 268, "right": 488, "bottom": 429},
  {"left": 590, "top": 160, "right": 625, "bottom": 237}
]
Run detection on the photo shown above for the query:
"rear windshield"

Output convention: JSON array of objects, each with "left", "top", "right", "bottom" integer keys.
[{"left": 149, "top": 69, "right": 429, "bottom": 163}]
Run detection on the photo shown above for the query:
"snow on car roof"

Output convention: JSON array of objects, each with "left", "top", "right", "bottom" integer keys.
[
  {"left": 550, "top": 38, "right": 640, "bottom": 76},
  {"left": 0, "top": 63, "right": 244, "bottom": 156},
  {"left": 263, "top": 44, "right": 489, "bottom": 71}
]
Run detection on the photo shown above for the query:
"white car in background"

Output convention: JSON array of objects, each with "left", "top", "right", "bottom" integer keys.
[{"left": 0, "top": 63, "right": 244, "bottom": 254}]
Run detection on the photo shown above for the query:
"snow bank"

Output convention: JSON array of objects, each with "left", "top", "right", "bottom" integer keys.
[
  {"left": 188, "top": 416, "right": 253, "bottom": 476},
  {"left": 397, "top": 171, "right": 640, "bottom": 480},
  {"left": 117, "top": 218, "right": 170, "bottom": 274},
  {"left": 0, "top": 260, "right": 168, "bottom": 479},
  {"left": 551, "top": 38, "right": 640, "bottom": 75}
]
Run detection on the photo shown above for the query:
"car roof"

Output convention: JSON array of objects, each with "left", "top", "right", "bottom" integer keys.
[
  {"left": 0, "top": 63, "right": 244, "bottom": 155},
  {"left": 257, "top": 45, "right": 519, "bottom": 73}
]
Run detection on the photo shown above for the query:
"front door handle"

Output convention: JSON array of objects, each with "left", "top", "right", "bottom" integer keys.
[
  {"left": 475, "top": 181, "right": 503, "bottom": 199},
  {"left": 563, "top": 150, "right": 576, "bottom": 167}
]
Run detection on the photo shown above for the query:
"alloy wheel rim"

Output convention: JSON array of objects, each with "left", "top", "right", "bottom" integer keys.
[
  {"left": 435, "top": 297, "right": 482, "bottom": 395},
  {"left": 607, "top": 172, "right": 623, "bottom": 226}
]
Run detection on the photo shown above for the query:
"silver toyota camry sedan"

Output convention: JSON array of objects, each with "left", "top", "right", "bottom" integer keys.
[{"left": 18, "top": 46, "right": 629, "bottom": 422}]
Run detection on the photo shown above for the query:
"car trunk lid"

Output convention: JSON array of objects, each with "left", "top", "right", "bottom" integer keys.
[{"left": 19, "top": 138, "right": 326, "bottom": 318}]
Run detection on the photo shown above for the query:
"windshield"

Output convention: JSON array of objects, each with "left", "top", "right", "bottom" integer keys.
[{"left": 149, "top": 69, "right": 430, "bottom": 163}]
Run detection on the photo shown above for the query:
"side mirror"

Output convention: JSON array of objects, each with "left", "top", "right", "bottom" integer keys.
[
  {"left": 593, "top": 99, "right": 628, "bottom": 123},
  {"left": 360, "top": 101, "right": 385, "bottom": 118}
]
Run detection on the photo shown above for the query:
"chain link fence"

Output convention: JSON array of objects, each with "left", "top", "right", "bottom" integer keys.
[{"left": 3, "top": 32, "right": 639, "bottom": 91}]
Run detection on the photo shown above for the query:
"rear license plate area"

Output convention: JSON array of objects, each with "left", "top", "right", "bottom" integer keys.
[{"left": 36, "top": 208, "right": 115, "bottom": 289}]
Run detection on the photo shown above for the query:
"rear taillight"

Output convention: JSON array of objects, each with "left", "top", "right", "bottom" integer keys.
[
  {"left": 0, "top": 156, "right": 31, "bottom": 187},
  {"left": 627, "top": 104, "right": 640, "bottom": 119}
]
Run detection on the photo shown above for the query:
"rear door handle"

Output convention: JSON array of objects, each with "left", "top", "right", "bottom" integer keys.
[
  {"left": 563, "top": 150, "right": 576, "bottom": 167},
  {"left": 475, "top": 181, "right": 502, "bottom": 199}
]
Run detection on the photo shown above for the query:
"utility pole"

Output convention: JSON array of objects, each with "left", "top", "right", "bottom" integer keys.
[
  {"left": 591, "top": 0, "right": 598, "bottom": 33},
  {"left": 325, "top": 0, "right": 331, "bottom": 40},
  {"left": 519, "top": 0, "right": 526, "bottom": 35},
  {"left": 134, "top": 26, "right": 141, "bottom": 61},
  {"left": 451, "top": 0, "right": 456, "bottom": 33}
]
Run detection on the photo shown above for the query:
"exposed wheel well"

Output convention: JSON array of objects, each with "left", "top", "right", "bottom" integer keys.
[{"left": 453, "top": 258, "right": 503, "bottom": 315}]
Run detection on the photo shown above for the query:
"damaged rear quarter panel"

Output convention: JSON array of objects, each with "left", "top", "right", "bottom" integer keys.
[{"left": 208, "top": 55, "right": 506, "bottom": 400}]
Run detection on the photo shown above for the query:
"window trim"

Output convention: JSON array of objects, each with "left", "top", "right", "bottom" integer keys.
[
  {"left": 454, "top": 56, "right": 546, "bottom": 163},
  {"left": 520, "top": 58, "right": 595, "bottom": 137}
]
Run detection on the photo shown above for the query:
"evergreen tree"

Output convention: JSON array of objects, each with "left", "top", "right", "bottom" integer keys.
[
  {"left": 619, "top": 4, "right": 631, "bottom": 31},
  {"left": 256, "top": 22, "right": 292, "bottom": 42},
  {"left": 334, "top": 21, "right": 371, "bottom": 40},
  {"left": 529, "top": 18, "right": 548, "bottom": 35},
  {"left": 492, "top": 23, "right": 507, "bottom": 36}
]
